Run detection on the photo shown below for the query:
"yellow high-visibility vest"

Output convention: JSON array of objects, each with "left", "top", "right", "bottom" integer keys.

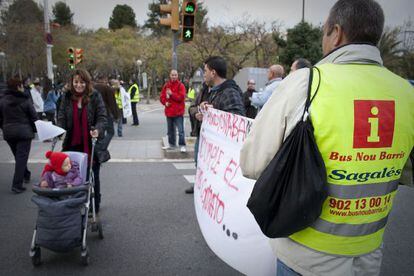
[
  {"left": 188, "top": 88, "right": 195, "bottom": 100},
  {"left": 114, "top": 90, "right": 122, "bottom": 109},
  {"left": 290, "top": 64, "right": 414, "bottom": 256},
  {"left": 128, "top": 83, "right": 140, "bottom": 103}
]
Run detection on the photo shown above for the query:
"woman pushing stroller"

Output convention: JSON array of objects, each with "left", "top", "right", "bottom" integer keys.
[
  {"left": 57, "top": 69, "right": 107, "bottom": 212},
  {"left": 29, "top": 69, "right": 106, "bottom": 266}
]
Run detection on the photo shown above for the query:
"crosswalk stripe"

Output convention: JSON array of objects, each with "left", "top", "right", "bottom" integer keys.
[
  {"left": 184, "top": 175, "right": 195, "bottom": 183},
  {"left": 173, "top": 162, "right": 196, "bottom": 170}
]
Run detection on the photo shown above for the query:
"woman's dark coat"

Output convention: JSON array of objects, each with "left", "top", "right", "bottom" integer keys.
[
  {"left": 57, "top": 90, "right": 107, "bottom": 152},
  {"left": 0, "top": 89, "right": 38, "bottom": 141}
]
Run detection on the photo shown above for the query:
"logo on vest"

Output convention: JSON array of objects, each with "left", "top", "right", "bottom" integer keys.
[{"left": 353, "top": 100, "right": 395, "bottom": 148}]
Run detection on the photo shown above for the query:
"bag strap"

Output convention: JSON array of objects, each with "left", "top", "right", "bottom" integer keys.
[{"left": 302, "top": 66, "right": 321, "bottom": 120}]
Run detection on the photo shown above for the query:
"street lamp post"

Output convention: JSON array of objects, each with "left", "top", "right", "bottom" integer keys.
[
  {"left": 136, "top": 59, "right": 142, "bottom": 89},
  {"left": 302, "top": 0, "right": 305, "bottom": 22},
  {"left": 0, "top": 52, "right": 6, "bottom": 82},
  {"left": 43, "top": 0, "right": 54, "bottom": 83}
]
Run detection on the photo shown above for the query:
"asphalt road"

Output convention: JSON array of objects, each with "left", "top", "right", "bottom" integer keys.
[{"left": 0, "top": 162, "right": 241, "bottom": 275}]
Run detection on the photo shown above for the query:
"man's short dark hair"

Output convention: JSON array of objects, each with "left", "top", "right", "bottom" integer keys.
[
  {"left": 204, "top": 56, "right": 227, "bottom": 79},
  {"left": 326, "top": 0, "right": 384, "bottom": 45},
  {"left": 295, "top": 58, "right": 312, "bottom": 70}
]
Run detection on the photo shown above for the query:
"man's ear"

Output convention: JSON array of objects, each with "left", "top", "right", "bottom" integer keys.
[
  {"left": 211, "top": 69, "right": 217, "bottom": 78},
  {"left": 333, "top": 24, "right": 347, "bottom": 47}
]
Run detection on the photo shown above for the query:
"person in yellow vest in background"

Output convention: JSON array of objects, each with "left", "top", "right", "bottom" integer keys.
[
  {"left": 128, "top": 80, "right": 140, "bottom": 126},
  {"left": 187, "top": 86, "right": 196, "bottom": 136},
  {"left": 111, "top": 79, "right": 124, "bottom": 137},
  {"left": 240, "top": 0, "right": 414, "bottom": 275},
  {"left": 187, "top": 86, "right": 195, "bottom": 102}
]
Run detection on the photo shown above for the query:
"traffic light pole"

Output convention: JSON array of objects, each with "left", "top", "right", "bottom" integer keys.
[{"left": 172, "top": 31, "right": 179, "bottom": 70}]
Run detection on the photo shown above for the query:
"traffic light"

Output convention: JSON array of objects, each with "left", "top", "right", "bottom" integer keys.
[
  {"left": 67, "top": 47, "right": 75, "bottom": 69},
  {"left": 75, "top": 48, "right": 83, "bottom": 65},
  {"left": 182, "top": 0, "right": 196, "bottom": 42},
  {"left": 159, "top": 0, "right": 180, "bottom": 31}
]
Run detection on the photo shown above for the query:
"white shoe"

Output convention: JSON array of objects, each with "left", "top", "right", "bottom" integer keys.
[
  {"left": 162, "top": 146, "right": 172, "bottom": 150},
  {"left": 180, "top": 146, "right": 187, "bottom": 153}
]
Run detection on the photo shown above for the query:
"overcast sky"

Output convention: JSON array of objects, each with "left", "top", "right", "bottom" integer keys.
[{"left": 39, "top": 0, "right": 413, "bottom": 30}]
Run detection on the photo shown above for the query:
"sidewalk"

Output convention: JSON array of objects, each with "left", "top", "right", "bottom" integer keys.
[
  {"left": 0, "top": 138, "right": 196, "bottom": 163},
  {"left": 0, "top": 100, "right": 196, "bottom": 163}
]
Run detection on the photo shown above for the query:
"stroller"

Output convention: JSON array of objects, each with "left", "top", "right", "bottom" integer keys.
[{"left": 29, "top": 137, "right": 103, "bottom": 266}]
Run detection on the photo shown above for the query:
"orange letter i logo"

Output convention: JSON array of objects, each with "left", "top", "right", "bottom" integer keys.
[{"left": 367, "top": 106, "right": 380, "bottom": 142}]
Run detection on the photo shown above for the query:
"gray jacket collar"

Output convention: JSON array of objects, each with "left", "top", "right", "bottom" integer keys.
[
  {"left": 266, "top": 77, "right": 283, "bottom": 86},
  {"left": 317, "top": 44, "right": 383, "bottom": 66}
]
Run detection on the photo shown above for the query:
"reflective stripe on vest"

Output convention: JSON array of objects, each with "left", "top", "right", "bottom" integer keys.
[
  {"left": 128, "top": 84, "right": 140, "bottom": 102},
  {"left": 289, "top": 64, "right": 414, "bottom": 256},
  {"left": 328, "top": 179, "right": 398, "bottom": 199}
]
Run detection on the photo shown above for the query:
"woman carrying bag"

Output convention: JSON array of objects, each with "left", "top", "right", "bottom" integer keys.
[{"left": 94, "top": 76, "right": 119, "bottom": 163}]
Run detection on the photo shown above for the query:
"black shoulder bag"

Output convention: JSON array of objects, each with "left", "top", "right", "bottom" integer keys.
[{"left": 247, "top": 68, "right": 328, "bottom": 238}]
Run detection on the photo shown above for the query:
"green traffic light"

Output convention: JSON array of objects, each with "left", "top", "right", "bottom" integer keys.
[{"left": 185, "top": 3, "right": 195, "bottom": 13}]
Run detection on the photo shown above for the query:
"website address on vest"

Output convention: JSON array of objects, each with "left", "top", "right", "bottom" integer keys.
[{"left": 330, "top": 207, "right": 386, "bottom": 217}]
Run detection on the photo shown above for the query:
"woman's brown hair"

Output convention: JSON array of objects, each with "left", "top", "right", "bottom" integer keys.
[
  {"left": 7, "top": 77, "right": 23, "bottom": 91},
  {"left": 95, "top": 83, "right": 119, "bottom": 119},
  {"left": 70, "top": 69, "right": 93, "bottom": 105}
]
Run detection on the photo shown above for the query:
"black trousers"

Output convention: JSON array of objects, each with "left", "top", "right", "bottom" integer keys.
[
  {"left": 92, "top": 162, "right": 101, "bottom": 212},
  {"left": 6, "top": 139, "right": 31, "bottom": 189},
  {"left": 121, "top": 110, "right": 127, "bottom": 124},
  {"left": 131, "top": 102, "right": 139, "bottom": 125}
]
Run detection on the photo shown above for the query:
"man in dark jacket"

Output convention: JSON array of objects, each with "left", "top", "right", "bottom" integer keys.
[
  {"left": 191, "top": 56, "right": 245, "bottom": 193},
  {"left": 0, "top": 78, "right": 38, "bottom": 193},
  {"left": 200, "top": 56, "right": 245, "bottom": 116}
]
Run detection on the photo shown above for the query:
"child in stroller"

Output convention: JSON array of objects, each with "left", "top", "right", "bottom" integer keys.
[
  {"left": 38, "top": 151, "right": 82, "bottom": 189},
  {"left": 30, "top": 139, "right": 103, "bottom": 267}
]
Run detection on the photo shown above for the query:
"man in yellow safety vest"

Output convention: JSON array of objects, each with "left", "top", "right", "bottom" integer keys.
[
  {"left": 128, "top": 81, "right": 140, "bottom": 126},
  {"left": 240, "top": 0, "right": 414, "bottom": 275}
]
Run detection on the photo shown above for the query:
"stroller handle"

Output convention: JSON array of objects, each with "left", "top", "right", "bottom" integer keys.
[
  {"left": 88, "top": 137, "right": 97, "bottom": 187},
  {"left": 90, "top": 137, "right": 97, "bottom": 165}
]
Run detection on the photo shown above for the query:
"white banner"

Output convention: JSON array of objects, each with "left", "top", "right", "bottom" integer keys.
[
  {"left": 120, "top": 86, "right": 132, "bottom": 118},
  {"left": 194, "top": 108, "right": 276, "bottom": 276}
]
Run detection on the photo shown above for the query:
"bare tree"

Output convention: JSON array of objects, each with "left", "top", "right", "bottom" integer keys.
[{"left": 191, "top": 17, "right": 281, "bottom": 77}]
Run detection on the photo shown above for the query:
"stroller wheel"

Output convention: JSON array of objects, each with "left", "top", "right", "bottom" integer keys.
[
  {"left": 80, "top": 248, "right": 89, "bottom": 266},
  {"left": 30, "top": 247, "right": 41, "bottom": 267},
  {"left": 98, "top": 221, "right": 104, "bottom": 239}
]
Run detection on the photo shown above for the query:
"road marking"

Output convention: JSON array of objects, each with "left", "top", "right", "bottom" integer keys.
[
  {"left": 139, "top": 107, "right": 164, "bottom": 114},
  {"left": 173, "top": 162, "right": 196, "bottom": 184},
  {"left": 173, "top": 162, "right": 196, "bottom": 170},
  {"left": 184, "top": 175, "right": 195, "bottom": 183}
]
